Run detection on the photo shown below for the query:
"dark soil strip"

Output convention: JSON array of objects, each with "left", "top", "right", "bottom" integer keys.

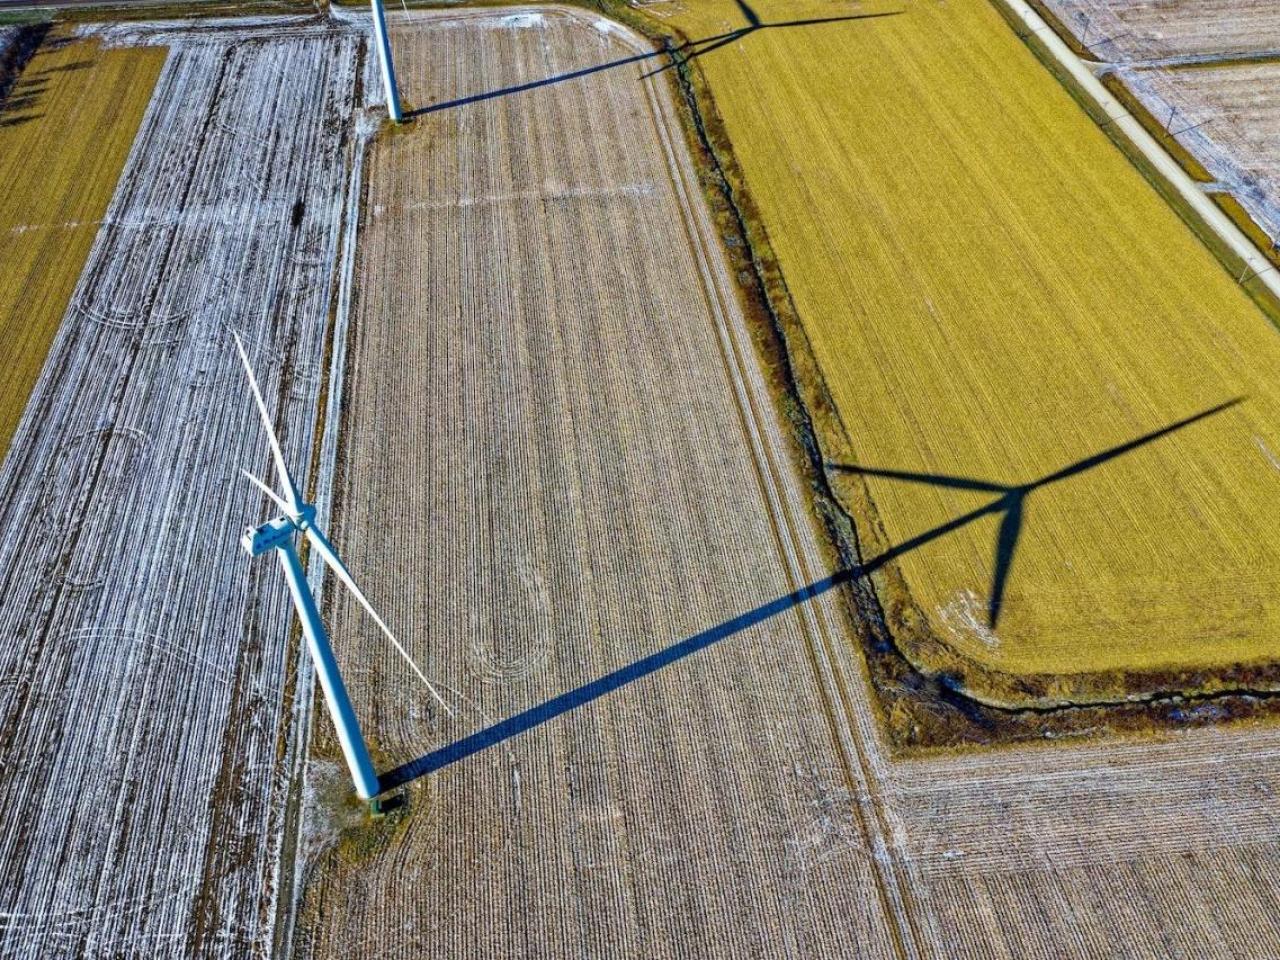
[{"left": 0, "top": 22, "right": 49, "bottom": 107}]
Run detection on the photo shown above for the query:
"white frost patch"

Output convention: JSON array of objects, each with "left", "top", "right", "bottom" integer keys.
[
  {"left": 594, "top": 18, "right": 619, "bottom": 36},
  {"left": 297, "top": 760, "right": 359, "bottom": 868},
  {"left": 938, "top": 589, "right": 1000, "bottom": 649},
  {"left": 1257, "top": 436, "right": 1280, "bottom": 472},
  {"left": 501, "top": 13, "right": 543, "bottom": 29},
  {"left": 76, "top": 14, "right": 334, "bottom": 49}
]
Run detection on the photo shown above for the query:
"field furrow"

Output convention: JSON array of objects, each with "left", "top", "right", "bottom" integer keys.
[
  {"left": 0, "top": 23, "right": 361, "bottom": 958},
  {"left": 1039, "top": 0, "right": 1280, "bottom": 61},
  {"left": 292, "top": 9, "right": 906, "bottom": 957},
  {"left": 1118, "top": 63, "right": 1280, "bottom": 247}
]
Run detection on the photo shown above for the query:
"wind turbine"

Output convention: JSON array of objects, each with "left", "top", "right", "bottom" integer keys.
[
  {"left": 233, "top": 332, "right": 447, "bottom": 800},
  {"left": 370, "top": 0, "right": 403, "bottom": 122}
]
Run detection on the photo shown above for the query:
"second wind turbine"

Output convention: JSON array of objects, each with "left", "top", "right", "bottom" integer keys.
[{"left": 370, "top": 0, "right": 403, "bottom": 122}]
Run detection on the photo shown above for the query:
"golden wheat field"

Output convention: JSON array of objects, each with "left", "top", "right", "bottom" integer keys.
[
  {"left": 0, "top": 35, "right": 163, "bottom": 459},
  {"left": 656, "top": 0, "right": 1280, "bottom": 706}
]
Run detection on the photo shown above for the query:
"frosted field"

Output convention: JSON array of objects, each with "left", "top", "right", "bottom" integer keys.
[
  {"left": 1121, "top": 63, "right": 1280, "bottom": 245},
  {"left": 1043, "top": 0, "right": 1280, "bottom": 254},
  {"left": 1041, "top": 0, "right": 1280, "bottom": 61},
  {"left": 0, "top": 17, "right": 364, "bottom": 956}
]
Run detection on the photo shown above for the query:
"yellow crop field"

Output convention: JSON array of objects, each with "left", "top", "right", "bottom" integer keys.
[
  {"left": 657, "top": 0, "right": 1280, "bottom": 705},
  {"left": 0, "top": 35, "right": 163, "bottom": 459}
]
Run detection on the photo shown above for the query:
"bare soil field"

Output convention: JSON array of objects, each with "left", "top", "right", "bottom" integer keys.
[
  {"left": 291, "top": 8, "right": 911, "bottom": 956},
  {"left": 285, "top": 9, "right": 1280, "bottom": 959},
  {"left": 1121, "top": 62, "right": 1280, "bottom": 245},
  {"left": 885, "top": 721, "right": 1280, "bottom": 957},
  {"left": 0, "top": 17, "right": 364, "bottom": 957},
  {"left": 0, "top": 33, "right": 163, "bottom": 459},
  {"left": 1040, "top": 0, "right": 1280, "bottom": 61}
]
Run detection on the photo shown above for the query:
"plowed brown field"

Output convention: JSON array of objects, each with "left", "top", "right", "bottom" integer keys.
[{"left": 293, "top": 8, "right": 912, "bottom": 956}]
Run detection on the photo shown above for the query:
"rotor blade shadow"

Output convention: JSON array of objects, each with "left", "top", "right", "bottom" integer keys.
[
  {"left": 409, "top": 7, "right": 903, "bottom": 116},
  {"left": 829, "top": 397, "right": 1244, "bottom": 628},
  {"left": 643, "top": 10, "right": 903, "bottom": 79},
  {"left": 988, "top": 496, "right": 1023, "bottom": 628},
  {"left": 406, "top": 48, "right": 664, "bottom": 118},
  {"left": 826, "top": 463, "right": 1009, "bottom": 493},
  {"left": 379, "top": 400, "right": 1243, "bottom": 793},
  {"left": 378, "top": 496, "right": 988, "bottom": 794},
  {"left": 1033, "top": 397, "right": 1243, "bottom": 488}
]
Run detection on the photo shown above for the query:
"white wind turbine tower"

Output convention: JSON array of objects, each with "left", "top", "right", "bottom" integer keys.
[
  {"left": 233, "top": 332, "right": 447, "bottom": 800},
  {"left": 370, "top": 0, "right": 403, "bottom": 122}
]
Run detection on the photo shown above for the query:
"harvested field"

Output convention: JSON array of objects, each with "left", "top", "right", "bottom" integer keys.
[
  {"left": 0, "top": 18, "right": 365, "bottom": 957},
  {"left": 884, "top": 720, "right": 1280, "bottom": 958},
  {"left": 1121, "top": 62, "right": 1280, "bottom": 246},
  {"left": 1039, "top": 0, "right": 1280, "bottom": 62},
  {"left": 648, "top": 0, "right": 1280, "bottom": 710},
  {"left": 2, "top": 5, "right": 1280, "bottom": 958},
  {"left": 0, "top": 33, "right": 163, "bottom": 459},
  {"left": 291, "top": 8, "right": 910, "bottom": 957}
]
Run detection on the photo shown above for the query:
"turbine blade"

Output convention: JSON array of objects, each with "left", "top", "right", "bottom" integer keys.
[
  {"left": 241, "top": 469, "right": 293, "bottom": 515},
  {"left": 305, "top": 524, "right": 454, "bottom": 717},
  {"left": 232, "top": 330, "right": 302, "bottom": 512}
]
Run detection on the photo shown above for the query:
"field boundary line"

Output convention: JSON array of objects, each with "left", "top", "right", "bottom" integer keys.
[{"left": 617, "top": 10, "right": 926, "bottom": 956}]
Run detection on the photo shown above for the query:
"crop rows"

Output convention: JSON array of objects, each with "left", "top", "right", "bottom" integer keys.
[
  {"left": 0, "top": 22, "right": 362, "bottom": 958},
  {"left": 1120, "top": 63, "right": 1280, "bottom": 245},
  {"left": 1041, "top": 0, "right": 1280, "bottom": 61},
  {"left": 658, "top": 0, "right": 1280, "bottom": 707},
  {"left": 290, "top": 9, "right": 910, "bottom": 957}
]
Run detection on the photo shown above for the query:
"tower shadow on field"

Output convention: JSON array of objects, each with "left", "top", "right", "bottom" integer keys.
[
  {"left": 377, "top": 401, "right": 1242, "bottom": 794},
  {"left": 405, "top": 0, "right": 902, "bottom": 119},
  {"left": 642, "top": 0, "right": 903, "bottom": 79}
]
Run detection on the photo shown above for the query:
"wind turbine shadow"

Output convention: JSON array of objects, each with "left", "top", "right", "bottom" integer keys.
[
  {"left": 404, "top": 1, "right": 902, "bottom": 119},
  {"left": 642, "top": 1, "right": 903, "bottom": 79},
  {"left": 377, "top": 399, "right": 1241, "bottom": 794},
  {"left": 827, "top": 397, "right": 1243, "bottom": 628}
]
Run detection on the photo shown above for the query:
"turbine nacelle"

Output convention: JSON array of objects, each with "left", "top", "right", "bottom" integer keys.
[
  {"left": 241, "top": 502, "right": 317, "bottom": 557},
  {"left": 242, "top": 516, "right": 293, "bottom": 556}
]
